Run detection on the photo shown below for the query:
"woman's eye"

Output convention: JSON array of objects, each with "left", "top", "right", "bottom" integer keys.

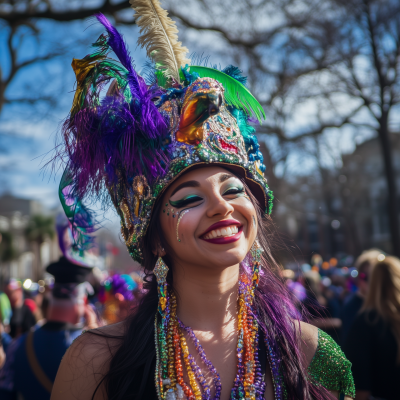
[
  {"left": 169, "top": 195, "right": 203, "bottom": 208},
  {"left": 223, "top": 187, "right": 245, "bottom": 196}
]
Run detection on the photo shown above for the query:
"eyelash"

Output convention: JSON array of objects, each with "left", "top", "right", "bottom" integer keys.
[
  {"left": 223, "top": 187, "right": 245, "bottom": 196},
  {"left": 169, "top": 195, "right": 203, "bottom": 209},
  {"left": 169, "top": 187, "right": 245, "bottom": 209}
]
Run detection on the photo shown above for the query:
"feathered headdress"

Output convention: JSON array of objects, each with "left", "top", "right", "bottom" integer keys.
[
  {"left": 58, "top": 0, "right": 271, "bottom": 262},
  {"left": 132, "top": 0, "right": 190, "bottom": 83}
]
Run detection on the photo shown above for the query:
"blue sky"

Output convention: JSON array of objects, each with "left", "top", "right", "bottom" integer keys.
[
  {"left": 0, "top": 12, "right": 392, "bottom": 215},
  {"left": 0, "top": 18, "right": 147, "bottom": 218}
]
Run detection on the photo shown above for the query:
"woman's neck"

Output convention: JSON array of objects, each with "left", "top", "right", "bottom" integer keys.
[{"left": 173, "top": 262, "right": 240, "bottom": 332}]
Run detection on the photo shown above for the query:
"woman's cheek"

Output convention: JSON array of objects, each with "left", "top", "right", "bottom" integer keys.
[
  {"left": 234, "top": 197, "right": 256, "bottom": 218},
  {"left": 233, "top": 198, "right": 257, "bottom": 235},
  {"left": 176, "top": 208, "right": 202, "bottom": 244}
]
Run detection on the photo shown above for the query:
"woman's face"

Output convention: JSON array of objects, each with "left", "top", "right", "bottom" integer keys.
[{"left": 158, "top": 166, "right": 258, "bottom": 271}]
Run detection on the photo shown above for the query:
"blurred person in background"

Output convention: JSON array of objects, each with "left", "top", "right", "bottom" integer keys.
[
  {"left": 0, "top": 323, "right": 8, "bottom": 369},
  {"left": 341, "top": 249, "right": 383, "bottom": 343},
  {"left": 0, "top": 291, "right": 12, "bottom": 328},
  {"left": 0, "top": 292, "right": 12, "bottom": 353},
  {"left": 0, "top": 321, "right": 11, "bottom": 355},
  {"left": 302, "top": 270, "right": 342, "bottom": 344},
  {"left": 344, "top": 256, "right": 400, "bottom": 400},
  {"left": 0, "top": 256, "right": 99, "bottom": 400},
  {"left": 5, "top": 279, "right": 36, "bottom": 338},
  {"left": 282, "top": 269, "right": 306, "bottom": 313},
  {"left": 23, "top": 281, "right": 46, "bottom": 326}
]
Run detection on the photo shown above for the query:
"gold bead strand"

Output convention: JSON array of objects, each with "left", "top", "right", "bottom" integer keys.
[
  {"left": 167, "top": 293, "right": 178, "bottom": 391},
  {"left": 179, "top": 329, "right": 202, "bottom": 400}
]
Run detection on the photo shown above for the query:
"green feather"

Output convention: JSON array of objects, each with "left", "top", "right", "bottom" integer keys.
[
  {"left": 156, "top": 69, "right": 168, "bottom": 88},
  {"left": 188, "top": 66, "right": 266, "bottom": 123}
]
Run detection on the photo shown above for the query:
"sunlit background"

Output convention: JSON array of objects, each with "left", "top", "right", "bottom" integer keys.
[{"left": 1, "top": 0, "right": 399, "bottom": 283}]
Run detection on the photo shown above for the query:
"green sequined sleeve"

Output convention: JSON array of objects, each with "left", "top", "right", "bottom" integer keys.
[{"left": 307, "top": 329, "right": 355, "bottom": 398}]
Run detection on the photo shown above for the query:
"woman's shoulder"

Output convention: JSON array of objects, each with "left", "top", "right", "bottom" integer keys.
[
  {"left": 305, "top": 325, "right": 355, "bottom": 398},
  {"left": 70, "top": 321, "right": 125, "bottom": 357},
  {"left": 51, "top": 322, "right": 125, "bottom": 400},
  {"left": 293, "top": 321, "right": 355, "bottom": 398},
  {"left": 295, "top": 321, "right": 319, "bottom": 366}
]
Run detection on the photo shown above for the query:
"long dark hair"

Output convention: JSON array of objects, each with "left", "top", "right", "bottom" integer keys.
[{"left": 89, "top": 173, "right": 330, "bottom": 399}]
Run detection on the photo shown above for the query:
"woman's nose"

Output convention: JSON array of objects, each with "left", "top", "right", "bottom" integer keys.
[{"left": 206, "top": 193, "right": 234, "bottom": 218}]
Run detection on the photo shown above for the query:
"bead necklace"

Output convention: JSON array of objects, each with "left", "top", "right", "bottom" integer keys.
[{"left": 154, "top": 242, "right": 265, "bottom": 400}]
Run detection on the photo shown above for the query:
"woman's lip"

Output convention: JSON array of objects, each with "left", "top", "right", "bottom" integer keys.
[
  {"left": 200, "top": 219, "right": 241, "bottom": 237},
  {"left": 201, "top": 226, "right": 243, "bottom": 244}
]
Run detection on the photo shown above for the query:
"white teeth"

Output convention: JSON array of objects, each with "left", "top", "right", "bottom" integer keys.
[{"left": 204, "top": 225, "right": 240, "bottom": 239}]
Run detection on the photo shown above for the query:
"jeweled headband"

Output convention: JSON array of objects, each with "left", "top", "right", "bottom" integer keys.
[{"left": 59, "top": 0, "right": 273, "bottom": 264}]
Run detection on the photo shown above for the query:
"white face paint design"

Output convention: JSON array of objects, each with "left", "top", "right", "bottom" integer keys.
[{"left": 176, "top": 209, "right": 190, "bottom": 242}]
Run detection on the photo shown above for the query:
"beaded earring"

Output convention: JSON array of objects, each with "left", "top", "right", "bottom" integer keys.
[
  {"left": 154, "top": 257, "right": 169, "bottom": 319},
  {"left": 250, "top": 239, "right": 262, "bottom": 290}
]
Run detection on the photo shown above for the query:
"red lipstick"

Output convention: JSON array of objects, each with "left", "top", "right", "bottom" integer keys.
[
  {"left": 200, "top": 219, "right": 241, "bottom": 237},
  {"left": 200, "top": 219, "right": 243, "bottom": 245}
]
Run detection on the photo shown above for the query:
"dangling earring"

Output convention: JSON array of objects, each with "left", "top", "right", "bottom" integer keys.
[
  {"left": 250, "top": 239, "right": 262, "bottom": 289},
  {"left": 154, "top": 257, "right": 169, "bottom": 313}
]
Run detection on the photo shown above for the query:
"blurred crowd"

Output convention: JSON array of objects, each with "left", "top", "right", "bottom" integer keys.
[
  {"left": 0, "top": 255, "right": 144, "bottom": 400},
  {"left": 0, "top": 248, "right": 399, "bottom": 399},
  {"left": 284, "top": 250, "right": 400, "bottom": 400}
]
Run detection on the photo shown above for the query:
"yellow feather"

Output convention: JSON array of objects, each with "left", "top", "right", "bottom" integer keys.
[{"left": 130, "top": 0, "right": 190, "bottom": 83}]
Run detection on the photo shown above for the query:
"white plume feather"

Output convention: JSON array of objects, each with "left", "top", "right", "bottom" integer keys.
[{"left": 130, "top": 0, "right": 190, "bottom": 83}]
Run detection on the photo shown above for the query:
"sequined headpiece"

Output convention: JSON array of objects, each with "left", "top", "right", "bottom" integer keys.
[{"left": 59, "top": 1, "right": 273, "bottom": 263}]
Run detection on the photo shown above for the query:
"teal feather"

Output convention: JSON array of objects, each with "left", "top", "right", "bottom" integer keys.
[{"left": 188, "top": 66, "right": 265, "bottom": 123}]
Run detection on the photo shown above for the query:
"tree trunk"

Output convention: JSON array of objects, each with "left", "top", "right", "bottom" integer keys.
[
  {"left": 36, "top": 240, "right": 43, "bottom": 281},
  {"left": 378, "top": 112, "right": 400, "bottom": 256}
]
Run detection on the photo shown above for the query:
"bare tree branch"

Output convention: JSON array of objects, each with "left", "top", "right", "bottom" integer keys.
[
  {"left": 169, "top": 9, "right": 287, "bottom": 49},
  {"left": 0, "top": 0, "right": 133, "bottom": 24}
]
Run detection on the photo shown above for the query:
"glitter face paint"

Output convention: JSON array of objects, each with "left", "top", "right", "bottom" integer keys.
[
  {"left": 176, "top": 210, "right": 190, "bottom": 242},
  {"left": 169, "top": 195, "right": 203, "bottom": 209}
]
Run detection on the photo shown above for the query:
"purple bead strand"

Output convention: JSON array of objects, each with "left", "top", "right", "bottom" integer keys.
[
  {"left": 178, "top": 320, "right": 222, "bottom": 400},
  {"left": 187, "top": 354, "right": 211, "bottom": 400}
]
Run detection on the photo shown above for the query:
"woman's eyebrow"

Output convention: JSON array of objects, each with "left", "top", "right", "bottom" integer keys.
[
  {"left": 170, "top": 180, "right": 200, "bottom": 197},
  {"left": 219, "top": 173, "right": 235, "bottom": 183}
]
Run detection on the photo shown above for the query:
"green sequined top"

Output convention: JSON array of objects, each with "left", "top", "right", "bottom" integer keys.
[{"left": 307, "top": 329, "right": 355, "bottom": 398}]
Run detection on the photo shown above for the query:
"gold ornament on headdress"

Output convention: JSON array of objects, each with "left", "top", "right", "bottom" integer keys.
[
  {"left": 130, "top": 0, "right": 190, "bottom": 83},
  {"left": 132, "top": 175, "right": 150, "bottom": 217},
  {"left": 119, "top": 198, "right": 134, "bottom": 242}
]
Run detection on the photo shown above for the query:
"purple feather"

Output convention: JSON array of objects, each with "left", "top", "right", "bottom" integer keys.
[
  {"left": 95, "top": 13, "right": 168, "bottom": 143},
  {"left": 62, "top": 15, "right": 170, "bottom": 203},
  {"left": 95, "top": 13, "right": 141, "bottom": 102}
]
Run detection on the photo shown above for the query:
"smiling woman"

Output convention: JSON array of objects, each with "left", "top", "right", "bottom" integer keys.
[
  {"left": 51, "top": 2, "right": 354, "bottom": 400},
  {"left": 160, "top": 168, "right": 254, "bottom": 258}
]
